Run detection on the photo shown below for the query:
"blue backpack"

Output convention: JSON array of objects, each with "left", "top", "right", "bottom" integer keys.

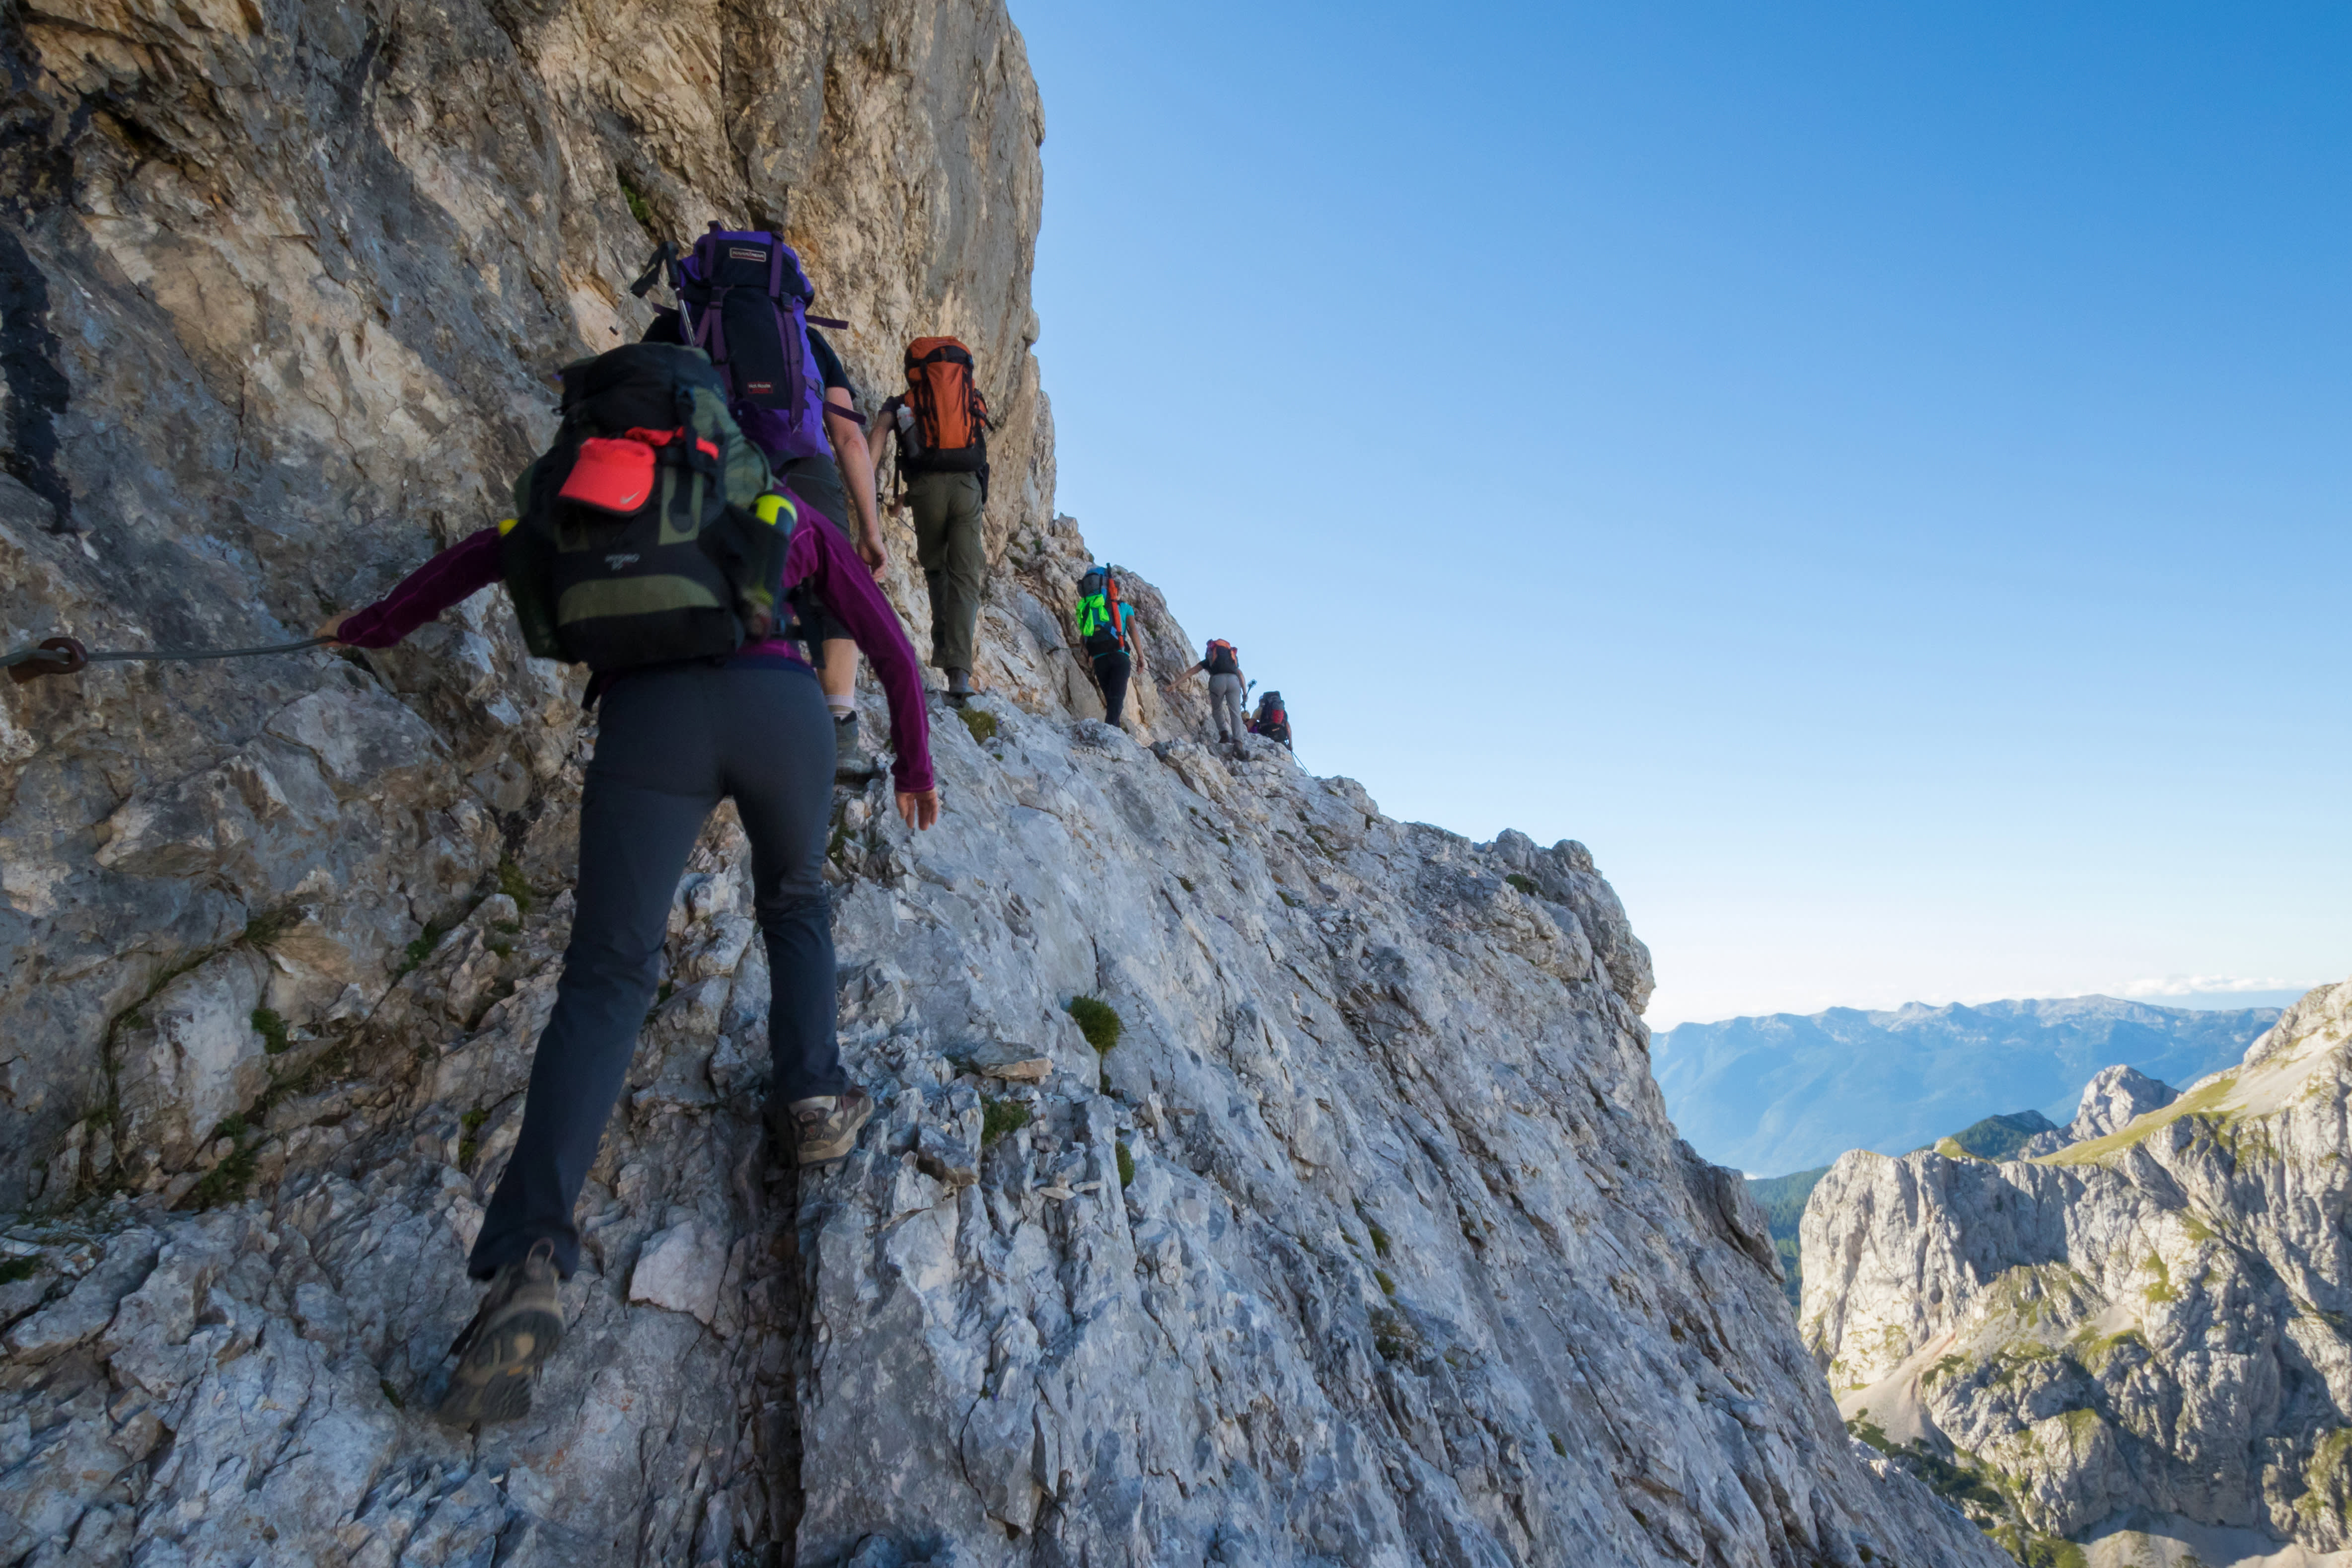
[{"left": 632, "top": 225, "right": 844, "bottom": 464}]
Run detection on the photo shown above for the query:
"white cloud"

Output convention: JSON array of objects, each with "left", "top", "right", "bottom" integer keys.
[{"left": 2114, "top": 973, "right": 2290, "bottom": 998}]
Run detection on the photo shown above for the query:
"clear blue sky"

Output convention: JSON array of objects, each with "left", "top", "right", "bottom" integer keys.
[{"left": 1009, "top": 0, "right": 2352, "bottom": 1026}]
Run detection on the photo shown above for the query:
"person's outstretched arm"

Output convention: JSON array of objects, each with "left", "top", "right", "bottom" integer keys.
[
  {"left": 321, "top": 527, "right": 502, "bottom": 647},
  {"left": 869, "top": 396, "right": 897, "bottom": 494},
  {"left": 788, "top": 510, "right": 940, "bottom": 827},
  {"left": 824, "top": 387, "right": 886, "bottom": 571}
]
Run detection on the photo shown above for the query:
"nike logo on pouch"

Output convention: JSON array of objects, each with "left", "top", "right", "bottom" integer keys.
[{"left": 606, "top": 553, "right": 639, "bottom": 571}]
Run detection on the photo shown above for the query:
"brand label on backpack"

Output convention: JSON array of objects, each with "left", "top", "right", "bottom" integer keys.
[
  {"left": 606, "top": 552, "right": 640, "bottom": 571},
  {"left": 728, "top": 246, "right": 767, "bottom": 261},
  {"left": 745, "top": 381, "right": 774, "bottom": 395}
]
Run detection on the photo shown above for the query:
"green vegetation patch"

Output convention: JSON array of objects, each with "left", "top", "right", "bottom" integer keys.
[
  {"left": 617, "top": 170, "right": 658, "bottom": 237},
  {"left": 981, "top": 1097, "right": 1031, "bottom": 1146},
  {"left": 251, "top": 1007, "right": 292, "bottom": 1056},
  {"left": 240, "top": 905, "right": 297, "bottom": 949},
  {"left": 2069, "top": 1326, "right": 2146, "bottom": 1374},
  {"left": 1115, "top": 1141, "right": 1135, "bottom": 1189},
  {"left": 1066, "top": 995, "right": 1123, "bottom": 1053},
  {"left": 2040, "top": 1071, "right": 2242, "bottom": 1166},
  {"left": 457, "top": 1106, "right": 489, "bottom": 1170},
  {"left": 0, "top": 1256, "right": 37, "bottom": 1285},
  {"left": 1370, "top": 1305, "right": 1419, "bottom": 1364},
  {"left": 497, "top": 856, "right": 534, "bottom": 915},
  {"left": 181, "top": 1115, "right": 258, "bottom": 1210},
  {"left": 1846, "top": 1413, "right": 1894, "bottom": 1454},
  {"left": 1504, "top": 873, "right": 1539, "bottom": 896},
  {"left": 1939, "top": 1110, "right": 2058, "bottom": 1162},
  {"left": 398, "top": 915, "right": 457, "bottom": 978},
  {"left": 958, "top": 707, "right": 998, "bottom": 745},
  {"left": 2142, "top": 1253, "right": 2178, "bottom": 1305}
]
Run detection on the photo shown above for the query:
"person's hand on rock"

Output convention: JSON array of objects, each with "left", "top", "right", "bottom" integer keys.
[{"left": 898, "top": 788, "right": 941, "bottom": 830}]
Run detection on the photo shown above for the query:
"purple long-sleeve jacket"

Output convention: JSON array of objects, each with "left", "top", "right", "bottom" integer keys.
[{"left": 336, "top": 508, "right": 935, "bottom": 794}]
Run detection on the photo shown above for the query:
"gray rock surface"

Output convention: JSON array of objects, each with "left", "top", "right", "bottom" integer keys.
[
  {"left": 1802, "top": 977, "right": 2352, "bottom": 1565},
  {"left": 0, "top": 2, "right": 2006, "bottom": 1564},
  {"left": 2018, "top": 1064, "right": 2182, "bottom": 1158}
]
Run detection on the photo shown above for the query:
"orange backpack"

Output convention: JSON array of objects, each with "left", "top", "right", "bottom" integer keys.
[{"left": 903, "top": 337, "right": 989, "bottom": 470}]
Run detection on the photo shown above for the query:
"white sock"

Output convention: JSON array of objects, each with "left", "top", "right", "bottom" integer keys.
[{"left": 828, "top": 699, "right": 855, "bottom": 721}]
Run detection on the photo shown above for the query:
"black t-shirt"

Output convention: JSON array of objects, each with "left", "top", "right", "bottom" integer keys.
[{"left": 805, "top": 326, "right": 853, "bottom": 399}]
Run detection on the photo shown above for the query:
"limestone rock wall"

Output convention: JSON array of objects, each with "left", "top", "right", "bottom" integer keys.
[
  {"left": 0, "top": 3, "right": 2005, "bottom": 1564},
  {"left": 1802, "top": 977, "right": 2352, "bottom": 1563}
]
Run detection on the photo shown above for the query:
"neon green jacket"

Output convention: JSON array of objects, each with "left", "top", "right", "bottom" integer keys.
[{"left": 1074, "top": 592, "right": 1131, "bottom": 648}]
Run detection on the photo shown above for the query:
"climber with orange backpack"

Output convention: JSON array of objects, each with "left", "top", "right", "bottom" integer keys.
[
  {"left": 1072, "top": 565, "right": 1136, "bottom": 727},
  {"left": 1173, "top": 639, "right": 1248, "bottom": 754},
  {"left": 873, "top": 336, "right": 990, "bottom": 703}
]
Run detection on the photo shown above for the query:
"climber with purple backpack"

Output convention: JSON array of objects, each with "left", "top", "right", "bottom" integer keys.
[
  {"left": 634, "top": 226, "right": 889, "bottom": 777},
  {"left": 317, "top": 341, "right": 939, "bottom": 1427}
]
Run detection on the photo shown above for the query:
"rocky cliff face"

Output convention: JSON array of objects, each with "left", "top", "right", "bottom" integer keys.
[
  {"left": 1802, "top": 978, "right": 2352, "bottom": 1566},
  {"left": 0, "top": 3, "right": 2007, "bottom": 1564}
]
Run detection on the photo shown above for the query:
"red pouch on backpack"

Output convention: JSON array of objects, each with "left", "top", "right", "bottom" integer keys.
[{"left": 559, "top": 436, "right": 657, "bottom": 514}]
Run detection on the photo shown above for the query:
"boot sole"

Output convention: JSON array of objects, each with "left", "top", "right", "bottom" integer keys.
[{"left": 434, "top": 1304, "right": 564, "bottom": 1426}]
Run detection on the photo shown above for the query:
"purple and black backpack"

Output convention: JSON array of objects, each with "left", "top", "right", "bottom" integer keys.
[{"left": 631, "top": 225, "right": 842, "bottom": 464}]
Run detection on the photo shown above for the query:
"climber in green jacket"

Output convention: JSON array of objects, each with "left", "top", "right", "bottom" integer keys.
[{"left": 1072, "top": 565, "right": 1135, "bottom": 728}]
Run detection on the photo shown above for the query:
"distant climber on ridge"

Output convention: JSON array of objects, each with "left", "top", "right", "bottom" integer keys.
[
  {"left": 634, "top": 225, "right": 888, "bottom": 777},
  {"left": 318, "top": 342, "right": 939, "bottom": 1428},
  {"left": 1173, "top": 638, "right": 1248, "bottom": 753},
  {"left": 1072, "top": 563, "right": 1136, "bottom": 728},
  {"left": 1248, "top": 688, "right": 1291, "bottom": 750},
  {"left": 873, "top": 336, "right": 990, "bottom": 704}
]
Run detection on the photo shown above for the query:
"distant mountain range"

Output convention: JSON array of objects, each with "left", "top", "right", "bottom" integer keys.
[{"left": 1655, "top": 995, "right": 2280, "bottom": 1178}]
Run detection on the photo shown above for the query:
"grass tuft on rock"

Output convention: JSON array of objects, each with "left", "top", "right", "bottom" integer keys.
[
  {"left": 1505, "top": 873, "right": 1539, "bottom": 896},
  {"left": 182, "top": 1115, "right": 258, "bottom": 1210},
  {"left": 981, "top": 1097, "right": 1032, "bottom": 1146},
  {"left": 618, "top": 170, "right": 659, "bottom": 237},
  {"left": 457, "top": 1106, "right": 489, "bottom": 1169},
  {"left": 958, "top": 707, "right": 998, "bottom": 744},
  {"left": 251, "top": 1007, "right": 292, "bottom": 1056},
  {"left": 0, "top": 1257, "right": 36, "bottom": 1285},
  {"left": 497, "top": 856, "right": 534, "bottom": 915},
  {"left": 1067, "top": 995, "right": 1122, "bottom": 1053},
  {"left": 1116, "top": 1141, "right": 1135, "bottom": 1189}
]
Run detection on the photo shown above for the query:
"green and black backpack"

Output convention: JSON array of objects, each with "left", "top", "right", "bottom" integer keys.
[{"left": 500, "top": 343, "right": 793, "bottom": 672}]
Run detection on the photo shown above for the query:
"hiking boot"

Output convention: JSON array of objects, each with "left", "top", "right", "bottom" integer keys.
[
  {"left": 945, "top": 668, "right": 972, "bottom": 705},
  {"left": 834, "top": 713, "right": 875, "bottom": 779},
  {"left": 782, "top": 1087, "right": 875, "bottom": 1167},
  {"left": 436, "top": 1240, "right": 564, "bottom": 1426}
]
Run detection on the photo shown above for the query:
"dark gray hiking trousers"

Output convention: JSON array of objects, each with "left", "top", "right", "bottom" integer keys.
[{"left": 470, "top": 659, "right": 842, "bottom": 1279}]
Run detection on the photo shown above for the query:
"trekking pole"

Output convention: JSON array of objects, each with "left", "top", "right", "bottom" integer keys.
[{"left": 4, "top": 634, "right": 335, "bottom": 686}]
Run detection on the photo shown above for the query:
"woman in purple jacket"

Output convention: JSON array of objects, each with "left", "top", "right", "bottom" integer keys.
[{"left": 323, "top": 493, "right": 937, "bottom": 1425}]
